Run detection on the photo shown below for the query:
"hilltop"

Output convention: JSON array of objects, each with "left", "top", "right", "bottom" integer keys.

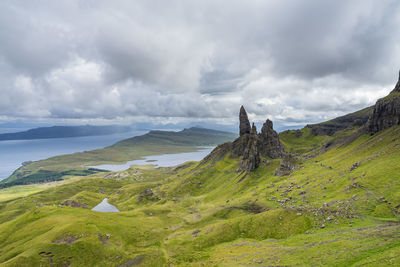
[{"left": 0, "top": 73, "right": 400, "bottom": 265}]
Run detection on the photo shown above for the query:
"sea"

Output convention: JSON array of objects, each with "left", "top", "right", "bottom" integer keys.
[{"left": 0, "top": 131, "right": 146, "bottom": 181}]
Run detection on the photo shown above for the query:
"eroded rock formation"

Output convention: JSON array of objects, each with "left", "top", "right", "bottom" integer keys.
[
  {"left": 258, "top": 119, "right": 285, "bottom": 158},
  {"left": 234, "top": 106, "right": 285, "bottom": 171},
  {"left": 239, "top": 123, "right": 260, "bottom": 171},
  {"left": 204, "top": 106, "right": 285, "bottom": 172},
  {"left": 239, "top": 105, "right": 251, "bottom": 136}
]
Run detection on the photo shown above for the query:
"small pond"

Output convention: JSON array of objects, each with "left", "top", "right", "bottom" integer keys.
[{"left": 91, "top": 198, "right": 120, "bottom": 212}]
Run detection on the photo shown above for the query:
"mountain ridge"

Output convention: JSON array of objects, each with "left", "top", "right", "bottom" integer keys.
[{"left": 0, "top": 125, "right": 132, "bottom": 141}]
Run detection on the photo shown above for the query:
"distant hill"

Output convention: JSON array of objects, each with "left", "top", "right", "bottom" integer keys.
[
  {"left": 1, "top": 127, "right": 237, "bottom": 187},
  {"left": 113, "top": 127, "right": 238, "bottom": 147},
  {"left": 0, "top": 125, "right": 132, "bottom": 141}
]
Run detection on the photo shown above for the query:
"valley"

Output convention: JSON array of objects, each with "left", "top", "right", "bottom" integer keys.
[{"left": 0, "top": 74, "right": 400, "bottom": 265}]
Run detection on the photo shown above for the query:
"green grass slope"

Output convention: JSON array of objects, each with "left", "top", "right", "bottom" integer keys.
[{"left": 0, "top": 124, "right": 400, "bottom": 266}]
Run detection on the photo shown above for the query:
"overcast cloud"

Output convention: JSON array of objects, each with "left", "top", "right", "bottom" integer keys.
[{"left": 0, "top": 0, "right": 399, "bottom": 128}]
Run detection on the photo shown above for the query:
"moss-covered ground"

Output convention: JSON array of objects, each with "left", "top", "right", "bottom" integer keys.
[{"left": 0, "top": 126, "right": 400, "bottom": 266}]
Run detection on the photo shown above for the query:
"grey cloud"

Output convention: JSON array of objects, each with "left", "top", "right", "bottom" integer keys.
[{"left": 0, "top": 0, "right": 399, "bottom": 128}]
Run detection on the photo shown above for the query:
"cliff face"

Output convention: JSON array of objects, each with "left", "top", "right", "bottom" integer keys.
[{"left": 368, "top": 72, "right": 400, "bottom": 134}]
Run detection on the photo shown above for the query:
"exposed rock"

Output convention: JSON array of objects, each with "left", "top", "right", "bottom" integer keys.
[
  {"left": 274, "top": 154, "right": 297, "bottom": 176},
  {"left": 192, "top": 230, "right": 201, "bottom": 237},
  {"left": 142, "top": 188, "right": 154, "bottom": 196},
  {"left": 368, "top": 71, "right": 400, "bottom": 133},
  {"left": 349, "top": 162, "right": 360, "bottom": 171},
  {"left": 239, "top": 123, "right": 260, "bottom": 172},
  {"left": 137, "top": 188, "right": 160, "bottom": 202},
  {"left": 239, "top": 105, "right": 251, "bottom": 136},
  {"left": 61, "top": 200, "right": 88, "bottom": 209},
  {"left": 258, "top": 119, "right": 285, "bottom": 158},
  {"left": 204, "top": 106, "right": 284, "bottom": 172},
  {"left": 52, "top": 234, "right": 79, "bottom": 245},
  {"left": 98, "top": 233, "right": 111, "bottom": 245},
  {"left": 231, "top": 134, "right": 250, "bottom": 157}
]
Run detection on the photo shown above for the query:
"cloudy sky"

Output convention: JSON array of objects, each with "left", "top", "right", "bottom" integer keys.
[{"left": 1, "top": 0, "right": 399, "bottom": 129}]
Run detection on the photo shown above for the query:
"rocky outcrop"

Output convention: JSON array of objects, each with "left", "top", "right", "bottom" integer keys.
[
  {"left": 258, "top": 119, "right": 285, "bottom": 158},
  {"left": 274, "top": 154, "right": 297, "bottom": 176},
  {"left": 368, "top": 71, "right": 400, "bottom": 133},
  {"left": 239, "top": 105, "right": 251, "bottom": 136},
  {"left": 234, "top": 106, "right": 284, "bottom": 171},
  {"left": 137, "top": 188, "right": 160, "bottom": 202},
  {"left": 204, "top": 106, "right": 285, "bottom": 172},
  {"left": 239, "top": 123, "right": 260, "bottom": 171}
]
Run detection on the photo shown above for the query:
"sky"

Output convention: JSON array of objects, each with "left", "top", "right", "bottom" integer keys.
[{"left": 0, "top": 0, "right": 399, "bottom": 130}]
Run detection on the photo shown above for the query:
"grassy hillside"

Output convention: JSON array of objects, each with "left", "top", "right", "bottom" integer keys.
[
  {"left": 1, "top": 127, "right": 236, "bottom": 187},
  {"left": 0, "top": 123, "right": 400, "bottom": 266}
]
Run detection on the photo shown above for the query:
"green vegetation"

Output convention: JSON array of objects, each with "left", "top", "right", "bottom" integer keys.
[
  {"left": 279, "top": 127, "right": 331, "bottom": 154},
  {"left": 0, "top": 121, "right": 400, "bottom": 265}
]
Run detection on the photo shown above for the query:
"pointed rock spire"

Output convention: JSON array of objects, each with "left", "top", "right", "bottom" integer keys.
[
  {"left": 232, "top": 106, "right": 285, "bottom": 172},
  {"left": 258, "top": 119, "right": 285, "bottom": 158},
  {"left": 239, "top": 106, "right": 251, "bottom": 136}
]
